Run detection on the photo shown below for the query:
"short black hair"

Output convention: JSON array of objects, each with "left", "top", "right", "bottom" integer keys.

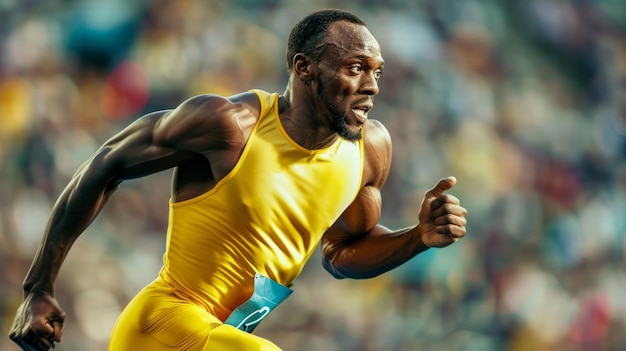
[{"left": 286, "top": 8, "right": 366, "bottom": 72}]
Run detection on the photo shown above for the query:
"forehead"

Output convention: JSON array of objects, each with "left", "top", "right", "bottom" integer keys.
[{"left": 323, "top": 21, "right": 383, "bottom": 62}]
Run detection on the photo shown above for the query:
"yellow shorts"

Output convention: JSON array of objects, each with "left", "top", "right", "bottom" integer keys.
[{"left": 109, "top": 279, "right": 282, "bottom": 351}]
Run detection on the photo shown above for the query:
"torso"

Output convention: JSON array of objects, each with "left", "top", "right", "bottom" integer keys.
[
  {"left": 159, "top": 90, "right": 366, "bottom": 320},
  {"left": 171, "top": 91, "right": 385, "bottom": 203}
]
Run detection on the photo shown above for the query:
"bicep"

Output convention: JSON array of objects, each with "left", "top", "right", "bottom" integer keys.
[
  {"left": 103, "top": 93, "right": 242, "bottom": 179},
  {"left": 51, "top": 111, "right": 193, "bottom": 224},
  {"left": 320, "top": 185, "right": 384, "bottom": 278},
  {"left": 96, "top": 111, "right": 195, "bottom": 182},
  {"left": 326, "top": 185, "right": 382, "bottom": 239}
]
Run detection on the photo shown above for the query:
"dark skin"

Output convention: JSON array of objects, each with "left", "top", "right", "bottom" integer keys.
[{"left": 9, "top": 21, "right": 467, "bottom": 350}]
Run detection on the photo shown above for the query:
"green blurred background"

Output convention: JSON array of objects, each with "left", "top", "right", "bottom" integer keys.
[{"left": 1, "top": 0, "right": 625, "bottom": 350}]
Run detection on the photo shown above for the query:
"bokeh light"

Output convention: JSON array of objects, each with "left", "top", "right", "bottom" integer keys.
[{"left": 1, "top": 1, "right": 625, "bottom": 350}]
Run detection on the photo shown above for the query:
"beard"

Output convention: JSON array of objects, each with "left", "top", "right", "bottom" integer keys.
[{"left": 316, "top": 79, "right": 362, "bottom": 142}]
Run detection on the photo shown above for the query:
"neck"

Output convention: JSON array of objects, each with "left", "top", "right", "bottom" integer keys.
[{"left": 279, "top": 77, "right": 338, "bottom": 150}]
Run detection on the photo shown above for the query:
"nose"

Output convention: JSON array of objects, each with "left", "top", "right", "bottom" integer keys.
[{"left": 360, "top": 71, "right": 379, "bottom": 96}]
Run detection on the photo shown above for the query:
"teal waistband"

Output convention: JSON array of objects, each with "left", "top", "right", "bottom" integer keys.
[{"left": 224, "top": 273, "right": 293, "bottom": 333}]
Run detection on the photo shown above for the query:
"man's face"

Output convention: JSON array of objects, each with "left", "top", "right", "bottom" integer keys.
[{"left": 313, "top": 21, "right": 384, "bottom": 141}]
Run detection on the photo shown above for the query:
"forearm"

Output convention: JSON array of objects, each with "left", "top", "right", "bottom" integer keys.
[
  {"left": 23, "top": 152, "right": 118, "bottom": 294},
  {"left": 322, "top": 224, "right": 429, "bottom": 279}
]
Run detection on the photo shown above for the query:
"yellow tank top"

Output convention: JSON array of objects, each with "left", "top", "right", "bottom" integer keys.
[{"left": 158, "top": 89, "right": 364, "bottom": 321}]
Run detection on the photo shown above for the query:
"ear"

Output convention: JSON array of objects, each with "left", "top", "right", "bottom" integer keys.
[{"left": 293, "top": 53, "right": 315, "bottom": 84}]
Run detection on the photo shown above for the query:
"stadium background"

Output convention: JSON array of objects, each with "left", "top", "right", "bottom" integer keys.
[{"left": 1, "top": 0, "right": 625, "bottom": 350}]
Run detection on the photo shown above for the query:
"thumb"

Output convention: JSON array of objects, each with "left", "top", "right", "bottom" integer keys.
[{"left": 426, "top": 176, "right": 457, "bottom": 198}]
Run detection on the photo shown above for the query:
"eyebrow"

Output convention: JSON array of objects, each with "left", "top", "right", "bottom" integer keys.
[{"left": 350, "top": 54, "right": 385, "bottom": 67}]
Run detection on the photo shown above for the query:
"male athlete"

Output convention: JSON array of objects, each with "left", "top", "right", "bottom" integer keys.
[{"left": 9, "top": 8, "right": 467, "bottom": 351}]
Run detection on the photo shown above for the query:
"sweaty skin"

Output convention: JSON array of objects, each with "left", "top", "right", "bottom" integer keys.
[{"left": 9, "top": 19, "right": 467, "bottom": 350}]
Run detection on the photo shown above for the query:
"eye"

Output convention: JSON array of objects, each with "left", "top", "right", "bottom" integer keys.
[
  {"left": 348, "top": 64, "right": 363, "bottom": 74},
  {"left": 374, "top": 69, "right": 383, "bottom": 80}
]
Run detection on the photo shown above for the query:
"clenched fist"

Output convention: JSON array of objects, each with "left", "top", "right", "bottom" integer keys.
[{"left": 418, "top": 176, "right": 468, "bottom": 248}]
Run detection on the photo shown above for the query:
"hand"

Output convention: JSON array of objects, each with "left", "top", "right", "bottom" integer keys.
[
  {"left": 418, "top": 176, "right": 467, "bottom": 248},
  {"left": 9, "top": 291, "right": 65, "bottom": 351}
]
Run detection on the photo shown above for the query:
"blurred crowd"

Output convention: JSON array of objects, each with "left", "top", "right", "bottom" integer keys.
[{"left": 1, "top": 0, "right": 625, "bottom": 350}]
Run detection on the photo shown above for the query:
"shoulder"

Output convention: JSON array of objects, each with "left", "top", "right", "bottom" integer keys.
[
  {"left": 175, "top": 91, "right": 261, "bottom": 123},
  {"left": 363, "top": 119, "right": 391, "bottom": 147},
  {"left": 362, "top": 119, "right": 392, "bottom": 187},
  {"left": 154, "top": 91, "right": 263, "bottom": 152}
]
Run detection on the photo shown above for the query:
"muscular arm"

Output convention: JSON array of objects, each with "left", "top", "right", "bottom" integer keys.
[
  {"left": 11, "top": 93, "right": 252, "bottom": 350},
  {"left": 22, "top": 93, "right": 254, "bottom": 294},
  {"left": 321, "top": 120, "right": 467, "bottom": 279},
  {"left": 23, "top": 111, "right": 194, "bottom": 294},
  {"left": 321, "top": 190, "right": 427, "bottom": 280}
]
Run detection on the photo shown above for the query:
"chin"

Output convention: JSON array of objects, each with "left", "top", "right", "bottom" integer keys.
[
  {"left": 328, "top": 107, "right": 362, "bottom": 141},
  {"left": 338, "top": 126, "right": 362, "bottom": 142}
]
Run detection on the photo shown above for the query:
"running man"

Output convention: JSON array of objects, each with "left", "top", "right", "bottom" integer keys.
[{"left": 9, "top": 8, "right": 467, "bottom": 351}]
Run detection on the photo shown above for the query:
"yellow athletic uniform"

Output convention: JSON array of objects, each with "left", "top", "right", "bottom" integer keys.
[{"left": 109, "top": 89, "right": 364, "bottom": 350}]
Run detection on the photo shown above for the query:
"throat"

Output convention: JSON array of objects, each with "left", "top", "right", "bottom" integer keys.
[
  {"left": 279, "top": 115, "right": 338, "bottom": 150},
  {"left": 305, "top": 134, "right": 340, "bottom": 150}
]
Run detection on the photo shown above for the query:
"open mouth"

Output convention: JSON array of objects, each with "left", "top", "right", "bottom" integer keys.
[{"left": 352, "top": 105, "right": 372, "bottom": 123}]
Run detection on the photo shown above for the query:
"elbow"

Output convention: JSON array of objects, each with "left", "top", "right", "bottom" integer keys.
[
  {"left": 322, "top": 239, "right": 383, "bottom": 280},
  {"left": 321, "top": 252, "right": 381, "bottom": 280},
  {"left": 321, "top": 243, "right": 351, "bottom": 279},
  {"left": 322, "top": 257, "right": 348, "bottom": 279}
]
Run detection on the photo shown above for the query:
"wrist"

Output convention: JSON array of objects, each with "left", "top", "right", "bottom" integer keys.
[{"left": 413, "top": 224, "right": 430, "bottom": 251}]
